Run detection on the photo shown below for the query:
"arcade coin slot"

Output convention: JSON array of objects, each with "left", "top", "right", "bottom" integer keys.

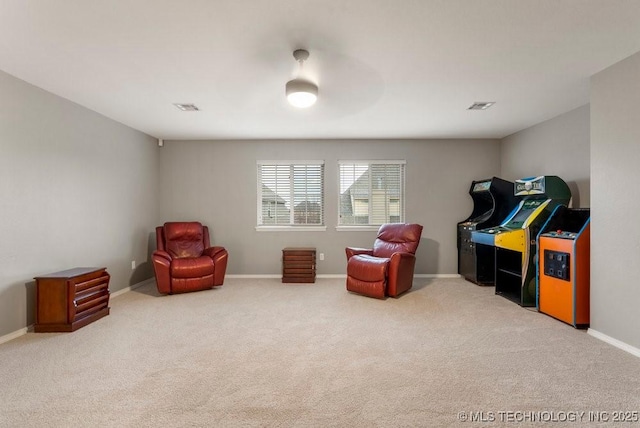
[{"left": 543, "top": 250, "right": 570, "bottom": 281}]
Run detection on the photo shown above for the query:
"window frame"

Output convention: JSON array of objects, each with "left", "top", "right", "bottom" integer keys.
[
  {"left": 337, "top": 160, "right": 406, "bottom": 231},
  {"left": 256, "top": 160, "right": 326, "bottom": 232}
]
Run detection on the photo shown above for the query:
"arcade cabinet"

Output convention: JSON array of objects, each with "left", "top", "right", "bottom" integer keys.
[
  {"left": 457, "top": 177, "right": 518, "bottom": 284},
  {"left": 471, "top": 176, "right": 571, "bottom": 306},
  {"left": 537, "top": 207, "right": 590, "bottom": 328}
]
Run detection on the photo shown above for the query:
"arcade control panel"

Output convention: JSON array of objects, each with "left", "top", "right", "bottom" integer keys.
[{"left": 542, "top": 230, "right": 577, "bottom": 239}]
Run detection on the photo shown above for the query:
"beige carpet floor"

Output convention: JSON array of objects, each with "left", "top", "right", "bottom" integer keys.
[{"left": 1, "top": 277, "right": 639, "bottom": 427}]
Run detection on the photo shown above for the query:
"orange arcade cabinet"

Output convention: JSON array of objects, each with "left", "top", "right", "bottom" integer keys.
[{"left": 537, "top": 207, "right": 590, "bottom": 328}]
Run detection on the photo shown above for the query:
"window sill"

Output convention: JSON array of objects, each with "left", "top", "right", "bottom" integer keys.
[
  {"left": 335, "top": 226, "right": 380, "bottom": 232},
  {"left": 256, "top": 226, "right": 327, "bottom": 232}
]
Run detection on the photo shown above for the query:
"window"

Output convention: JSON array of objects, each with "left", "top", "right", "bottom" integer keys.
[
  {"left": 339, "top": 161, "right": 405, "bottom": 226},
  {"left": 257, "top": 161, "right": 324, "bottom": 229}
]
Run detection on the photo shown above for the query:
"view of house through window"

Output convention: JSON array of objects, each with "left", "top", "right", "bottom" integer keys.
[
  {"left": 339, "top": 161, "right": 405, "bottom": 226},
  {"left": 257, "top": 161, "right": 324, "bottom": 227}
]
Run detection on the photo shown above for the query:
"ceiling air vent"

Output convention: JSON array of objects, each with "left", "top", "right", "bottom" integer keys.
[
  {"left": 467, "top": 102, "right": 495, "bottom": 110},
  {"left": 173, "top": 103, "right": 200, "bottom": 111}
]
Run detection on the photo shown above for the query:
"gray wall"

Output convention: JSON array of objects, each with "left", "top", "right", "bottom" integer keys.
[
  {"left": 591, "top": 51, "right": 640, "bottom": 349},
  {"left": 159, "top": 139, "right": 501, "bottom": 276},
  {"left": 0, "top": 70, "right": 159, "bottom": 337},
  {"left": 500, "top": 105, "right": 590, "bottom": 208},
  {"left": 3, "top": 49, "right": 638, "bottom": 352}
]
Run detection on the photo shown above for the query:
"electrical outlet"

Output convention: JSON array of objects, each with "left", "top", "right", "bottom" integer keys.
[
  {"left": 131, "top": 260, "right": 136, "bottom": 270},
  {"left": 319, "top": 253, "right": 325, "bottom": 261}
]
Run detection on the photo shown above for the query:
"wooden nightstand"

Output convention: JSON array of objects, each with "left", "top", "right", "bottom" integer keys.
[
  {"left": 282, "top": 247, "right": 316, "bottom": 283},
  {"left": 34, "top": 267, "right": 110, "bottom": 332}
]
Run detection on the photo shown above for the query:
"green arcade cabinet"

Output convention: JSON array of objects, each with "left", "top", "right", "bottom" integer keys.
[{"left": 471, "top": 176, "right": 571, "bottom": 306}]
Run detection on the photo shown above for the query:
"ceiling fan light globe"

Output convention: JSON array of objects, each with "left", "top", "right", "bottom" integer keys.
[{"left": 286, "top": 79, "right": 318, "bottom": 108}]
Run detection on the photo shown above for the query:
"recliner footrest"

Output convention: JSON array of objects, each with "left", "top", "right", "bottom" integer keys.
[
  {"left": 346, "top": 277, "right": 386, "bottom": 299},
  {"left": 347, "top": 255, "right": 389, "bottom": 281}
]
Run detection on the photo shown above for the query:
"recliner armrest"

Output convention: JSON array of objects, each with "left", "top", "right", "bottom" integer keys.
[
  {"left": 346, "top": 247, "right": 374, "bottom": 260},
  {"left": 203, "top": 246, "right": 226, "bottom": 258},
  {"left": 153, "top": 250, "right": 172, "bottom": 262},
  {"left": 389, "top": 251, "right": 416, "bottom": 266},
  {"left": 387, "top": 252, "right": 417, "bottom": 297},
  {"left": 152, "top": 250, "right": 173, "bottom": 295}
]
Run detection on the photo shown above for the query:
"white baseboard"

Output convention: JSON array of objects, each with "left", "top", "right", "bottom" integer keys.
[
  {"left": 227, "top": 274, "right": 339, "bottom": 279},
  {"left": 415, "top": 274, "right": 462, "bottom": 279},
  {"left": 0, "top": 278, "right": 155, "bottom": 346},
  {"left": 319, "top": 274, "right": 461, "bottom": 279},
  {"left": 227, "top": 274, "right": 461, "bottom": 279},
  {"left": 111, "top": 278, "right": 155, "bottom": 299},
  {"left": 226, "top": 274, "right": 281, "bottom": 279},
  {"left": 588, "top": 328, "right": 640, "bottom": 359},
  {"left": 0, "top": 327, "right": 29, "bottom": 346}
]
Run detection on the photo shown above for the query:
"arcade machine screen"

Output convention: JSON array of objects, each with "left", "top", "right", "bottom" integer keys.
[{"left": 503, "top": 199, "right": 545, "bottom": 229}]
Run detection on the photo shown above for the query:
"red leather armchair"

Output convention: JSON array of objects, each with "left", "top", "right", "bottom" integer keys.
[
  {"left": 345, "top": 223, "right": 423, "bottom": 299},
  {"left": 152, "top": 222, "right": 228, "bottom": 294}
]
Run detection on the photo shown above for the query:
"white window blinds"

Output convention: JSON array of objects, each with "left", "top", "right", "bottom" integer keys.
[
  {"left": 257, "top": 161, "right": 324, "bottom": 226},
  {"left": 338, "top": 161, "right": 405, "bottom": 226}
]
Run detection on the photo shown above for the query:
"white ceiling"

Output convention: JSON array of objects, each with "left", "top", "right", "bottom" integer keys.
[{"left": 2, "top": 1, "right": 640, "bottom": 140}]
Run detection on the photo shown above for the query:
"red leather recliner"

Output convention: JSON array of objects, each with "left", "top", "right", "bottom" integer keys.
[
  {"left": 152, "top": 222, "right": 228, "bottom": 294},
  {"left": 345, "top": 223, "right": 423, "bottom": 299}
]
